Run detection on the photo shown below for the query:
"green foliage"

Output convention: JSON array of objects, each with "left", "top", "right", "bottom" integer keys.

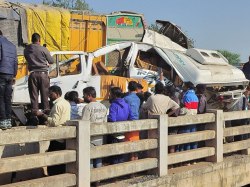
[
  {"left": 43, "top": 0, "right": 92, "bottom": 11},
  {"left": 217, "top": 50, "right": 241, "bottom": 65},
  {"left": 74, "top": 0, "right": 91, "bottom": 10}
]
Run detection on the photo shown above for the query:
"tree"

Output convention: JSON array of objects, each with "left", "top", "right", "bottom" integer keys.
[
  {"left": 43, "top": 0, "right": 92, "bottom": 11},
  {"left": 217, "top": 50, "right": 241, "bottom": 65}
]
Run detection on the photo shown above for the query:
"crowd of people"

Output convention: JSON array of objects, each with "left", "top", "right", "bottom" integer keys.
[{"left": 1, "top": 30, "right": 250, "bottom": 176}]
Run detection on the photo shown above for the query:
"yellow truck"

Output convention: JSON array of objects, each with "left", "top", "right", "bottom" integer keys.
[{"left": 0, "top": 2, "right": 145, "bottom": 79}]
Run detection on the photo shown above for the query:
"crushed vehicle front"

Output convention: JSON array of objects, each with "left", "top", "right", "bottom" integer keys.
[{"left": 89, "top": 41, "right": 248, "bottom": 111}]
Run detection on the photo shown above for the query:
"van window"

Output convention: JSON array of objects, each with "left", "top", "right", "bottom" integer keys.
[
  {"left": 211, "top": 53, "right": 221, "bottom": 58},
  {"left": 49, "top": 54, "right": 81, "bottom": 78},
  {"left": 200, "top": 52, "right": 209, "bottom": 57}
]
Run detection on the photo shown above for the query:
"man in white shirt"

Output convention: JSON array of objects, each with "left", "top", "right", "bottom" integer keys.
[
  {"left": 82, "top": 86, "right": 107, "bottom": 168},
  {"left": 142, "top": 82, "right": 179, "bottom": 116},
  {"left": 40, "top": 85, "right": 71, "bottom": 126},
  {"left": 38, "top": 85, "right": 71, "bottom": 176}
]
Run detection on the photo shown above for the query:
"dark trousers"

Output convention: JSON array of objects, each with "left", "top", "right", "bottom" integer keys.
[
  {"left": 108, "top": 135, "right": 125, "bottom": 164},
  {"left": 0, "top": 74, "right": 13, "bottom": 120},
  {"left": 47, "top": 140, "right": 66, "bottom": 176},
  {"left": 28, "top": 72, "right": 50, "bottom": 113},
  {"left": 178, "top": 125, "right": 198, "bottom": 151},
  {"left": 232, "top": 119, "right": 249, "bottom": 141}
]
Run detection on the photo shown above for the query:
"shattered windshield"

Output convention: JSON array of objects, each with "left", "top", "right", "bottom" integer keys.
[{"left": 49, "top": 54, "right": 82, "bottom": 78}]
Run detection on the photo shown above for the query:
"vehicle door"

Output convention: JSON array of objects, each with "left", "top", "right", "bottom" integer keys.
[{"left": 49, "top": 52, "right": 88, "bottom": 97}]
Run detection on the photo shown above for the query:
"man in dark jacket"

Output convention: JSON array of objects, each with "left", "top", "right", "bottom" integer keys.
[
  {"left": 0, "top": 30, "right": 17, "bottom": 129},
  {"left": 108, "top": 87, "right": 135, "bottom": 122},
  {"left": 108, "top": 87, "right": 135, "bottom": 164},
  {"left": 24, "top": 33, "right": 54, "bottom": 116}
]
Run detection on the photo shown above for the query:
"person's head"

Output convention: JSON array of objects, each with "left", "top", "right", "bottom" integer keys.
[
  {"left": 243, "top": 89, "right": 249, "bottom": 97},
  {"left": 64, "top": 91, "right": 71, "bottom": 101},
  {"left": 196, "top": 84, "right": 206, "bottom": 94},
  {"left": 49, "top": 85, "right": 62, "bottom": 101},
  {"left": 164, "top": 85, "right": 176, "bottom": 97},
  {"left": 64, "top": 91, "right": 70, "bottom": 101},
  {"left": 68, "top": 91, "right": 79, "bottom": 103},
  {"left": 128, "top": 81, "right": 138, "bottom": 92},
  {"left": 110, "top": 87, "right": 123, "bottom": 100},
  {"left": 248, "top": 56, "right": 250, "bottom": 62},
  {"left": 0, "top": 30, "right": 2, "bottom": 36},
  {"left": 155, "top": 82, "right": 165, "bottom": 94},
  {"left": 31, "top": 33, "right": 41, "bottom": 44},
  {"left": 183, "top": 81, "right": 195, "bottom": 92},
  {"left": 83, "top": 86, "right": 96, "bottom": 103},
  {"left": 136, "top": 83, "right": 143, "bottom": 93}
]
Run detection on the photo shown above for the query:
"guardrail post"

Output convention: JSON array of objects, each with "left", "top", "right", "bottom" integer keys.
[
  {"left": 206, "top": 110, "right": 223, "bottom": 162},
  {"left": 149, "top": 115, "right": 168, "bottom": 176},
  {"left": 66, "top": 120, "right": 90, "bottom": 187}
]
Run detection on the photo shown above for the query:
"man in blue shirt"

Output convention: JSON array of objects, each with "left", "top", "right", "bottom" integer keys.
[
  {"left": 123, "top": 81, "right": 140, "bottom": 161},
  {"left": 124, "top": 81, "right": 140, "bottom": 120},
  {"left": 0, "top": 30, "right": 18, "bottom": 130},
  {"left": 108, "top": 87, "right": 135, "bottom": 122}
]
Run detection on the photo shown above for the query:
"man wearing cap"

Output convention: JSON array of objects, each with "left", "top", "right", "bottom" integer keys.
[
  {"left": 0, "top": 30, "right": 18, "bottom": 129},
  {"left": 24, "top": 33, "right": 54, "bottom": 117}
]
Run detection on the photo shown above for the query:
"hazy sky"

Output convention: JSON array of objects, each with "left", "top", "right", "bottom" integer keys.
[{"left": 17, "top": 0, "right": 250, "bottom": 62}]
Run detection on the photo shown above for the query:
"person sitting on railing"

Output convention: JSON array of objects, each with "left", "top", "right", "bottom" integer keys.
[
  {"left": 81, "top": 86, "right": 108, "bottom": 169},
  {"left": 178, "top": 82, "right": 199, "bottom": 152},
  {"left": 108, "top": 87, "right": 136, "bottom": 164}
]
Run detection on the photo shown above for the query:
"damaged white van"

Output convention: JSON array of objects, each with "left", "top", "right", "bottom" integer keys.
[
  {"left": 88, "top": 41, "right": 248, "bottom": 111},
  {"left": 12, "top": 41, "right": 248, "bottom": 124}
]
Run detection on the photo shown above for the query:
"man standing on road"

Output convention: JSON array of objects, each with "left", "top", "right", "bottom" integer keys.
[
  {"left": 108, "top": 86, "right": 135, "bottom": 164},
  {"left": 242, "top": 56, "right": 250, "bottom": 80},
  {"left": 0, "top": 30, "right": 18, "bottom": 130},
  {"left": 82, "top": 86, "right": 108, "bottom": 168},
  {"left": 38, "top": 85, "right": 71, "bottom": 176},
  {"left": 24, "top": 33, "right": 54, "bottom": 117},
  {"left": 124, "top": 81, "right": 141, "bottom": 161}
]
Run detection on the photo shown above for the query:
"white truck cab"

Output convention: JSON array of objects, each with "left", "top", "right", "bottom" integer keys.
[{"left": 13, "top": 51, "right": 89, "bottom": 104}]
